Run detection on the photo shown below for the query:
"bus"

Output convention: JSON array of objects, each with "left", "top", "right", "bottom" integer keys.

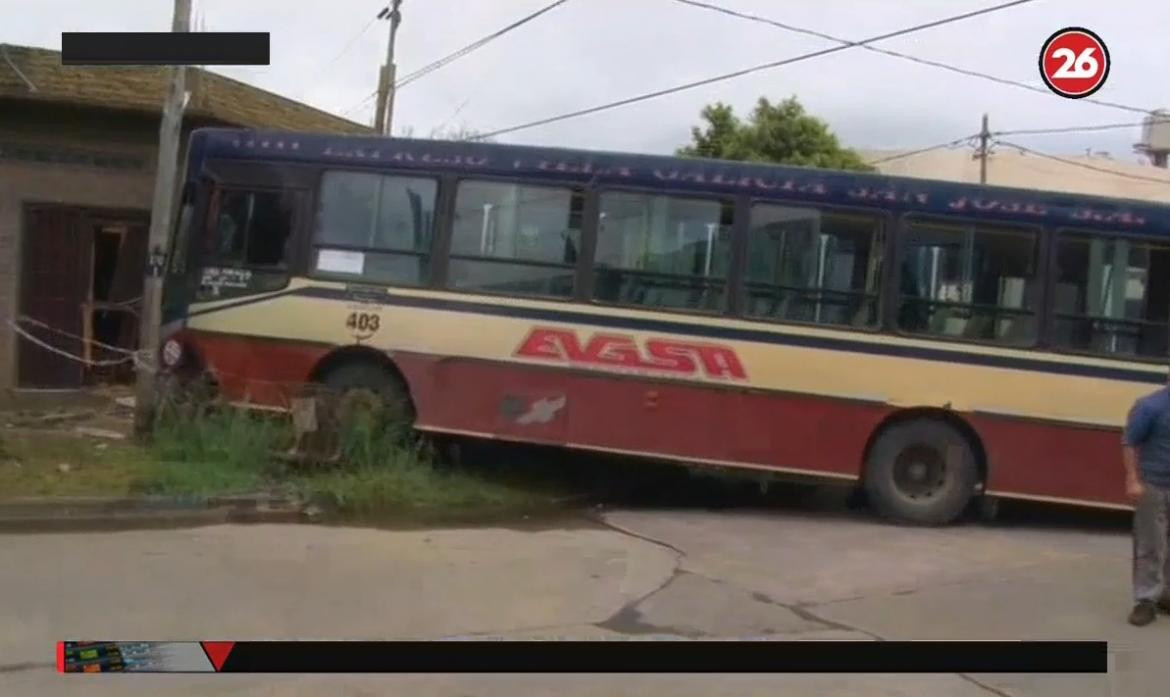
[{"left": 159, "top": 127, "right": 1170, "bottom": 525}]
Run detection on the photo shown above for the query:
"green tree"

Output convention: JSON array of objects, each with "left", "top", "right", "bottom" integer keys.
[{"left": 678, "top": 96, "right": 872, "bottom": 172}]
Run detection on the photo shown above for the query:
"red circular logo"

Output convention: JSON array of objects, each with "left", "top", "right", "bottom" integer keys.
[{"left": 1039, "top": 27, "right": 1110, "bottom": 98}]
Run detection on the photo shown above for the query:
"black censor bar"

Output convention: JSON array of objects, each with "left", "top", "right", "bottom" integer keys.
[
  {"left": 214, "top": 640, "right": 1109, "bottom": 674},
  {"left": 60, "top": 32, "right": 270, "bottom": 66}
]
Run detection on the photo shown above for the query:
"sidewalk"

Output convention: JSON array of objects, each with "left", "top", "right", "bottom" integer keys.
[{"left": 0, "top": 494, "right": 307, "bottom": 532}]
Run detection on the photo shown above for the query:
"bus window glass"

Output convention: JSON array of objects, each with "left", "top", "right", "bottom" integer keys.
[
  {"left": 313, "top": 171, "right": 438, "bottom": 286},
  {"left": 593, "top": 192, "right": 731, "bottom": 312},
  {"left": 447, "top": 260, "right": 575, "bottom": 298},
  {"left": 898, "top": 221, "right": 1037, "bottom": 345},
  {"left": 1051, "top": 234, "right": 1170, "bottom": 358},
  {"left": 744, "top": 205, "right": 883, "bottom": 328},
  {"left": 447, "top": 181, "right": 582, "bottom": 298},
  {"left": 208, "top": 189, "right": 294, "bottom": 268}
]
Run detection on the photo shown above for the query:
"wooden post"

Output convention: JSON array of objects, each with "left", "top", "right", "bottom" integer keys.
[{"left": 134, "top": 0, "right": 191, "bottom": 435}]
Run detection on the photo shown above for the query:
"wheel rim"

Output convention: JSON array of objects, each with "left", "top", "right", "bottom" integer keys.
[{"left": 892, "top": 443, "right": 948, "bottom": 501}]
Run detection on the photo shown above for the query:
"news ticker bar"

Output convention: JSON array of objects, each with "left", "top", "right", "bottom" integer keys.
[
  {"left": 59, "top": 640, "right": 1108, "bottom": 674},
  {"left": 60, "top": 32, "right": 270, "bottom": 65}
]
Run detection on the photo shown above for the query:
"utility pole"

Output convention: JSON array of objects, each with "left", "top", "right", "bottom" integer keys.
[
  {"left": 134, "top": 0, "right": 191, "bottom": 435},
  {"left": 374, "top": 0, "right": 403, "bottom": 136},
  {"left": 976, "top": 113, "right": 990, "bottom": 184}
]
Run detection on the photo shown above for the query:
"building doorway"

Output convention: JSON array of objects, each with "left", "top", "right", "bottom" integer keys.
[{"left": 17, "top": 204, "right": 149, "bottom": 389}]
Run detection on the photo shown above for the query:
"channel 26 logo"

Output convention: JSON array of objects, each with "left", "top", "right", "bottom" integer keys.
[{"left": 1039, "top": 27, "right": 1110, "bottom": 99}]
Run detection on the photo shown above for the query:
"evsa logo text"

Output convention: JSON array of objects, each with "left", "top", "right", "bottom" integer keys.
[{"left": 514, "top": 328, "right": 747, "bottom": 381}]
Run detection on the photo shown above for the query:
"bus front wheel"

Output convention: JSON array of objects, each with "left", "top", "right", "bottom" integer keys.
[
  {"left": 319, "top": 361, "right": 414, "bottom": 430},
  {"left": 864, "top": 419, "right": 979, "bottom": 526}
]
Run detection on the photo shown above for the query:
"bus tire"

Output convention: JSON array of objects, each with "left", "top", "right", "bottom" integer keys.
[
  {"left": 864, "top": 419, "right": 978, "bottom": 526},
  {"left": 319, "top": 360, "right": 414, "bottom": 427}
]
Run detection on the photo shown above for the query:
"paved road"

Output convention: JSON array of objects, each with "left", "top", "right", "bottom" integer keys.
[{"left": 1, "top": 505, "right": 1162, "bottom": 696}]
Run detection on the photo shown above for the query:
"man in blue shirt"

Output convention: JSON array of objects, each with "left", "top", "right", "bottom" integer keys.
[{"left": 1122, "top": 384, "right": 1170, "bottom": 626}]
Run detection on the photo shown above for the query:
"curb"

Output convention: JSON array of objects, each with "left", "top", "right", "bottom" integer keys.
[{"left": 0, "top": 495, "right": 307, "bottom": 532}]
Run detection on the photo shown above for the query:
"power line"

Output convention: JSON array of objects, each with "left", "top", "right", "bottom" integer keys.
[
  {"left": 327, "top": 13, "right": 381, "bottom": 72},
  {"left": 341, "top": 89, "right": 378, "bottom": 117},
  {"left": 668, "top": 0, "right": 1155, "bottom": 118},
  {"left": 394, "top": 0, "right": 571, "bottom": 89},
  {"left": 865, "top": 135, "right": 978, "bottom": 166},
  {"left": 993, "top": 119, "right": 1169, "bottom": 137},
  {"left": 470, "top": 0, "right": 1045, "bottom": 142},
  {"left": 296, "top": 11, "right": 382, "bottom": 101},
  {"left": 996, "top": 141, "right": 1170, "bottom": 184}
]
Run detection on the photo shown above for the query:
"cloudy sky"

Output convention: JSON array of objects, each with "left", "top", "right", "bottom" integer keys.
[{"left": 6, "top": 0, "right": 1170, "bottom": 161}]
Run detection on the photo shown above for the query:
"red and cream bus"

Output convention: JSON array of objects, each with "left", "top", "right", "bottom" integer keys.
[{"left": 160, "top": 128, "right": 1170, "bottom": 524}]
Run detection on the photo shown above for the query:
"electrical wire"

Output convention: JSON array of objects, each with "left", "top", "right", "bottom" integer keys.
[
  {"left": 394, "top": 0, "right": 572, "bottom": 89},
  {"left": 294, "top": 14, "right": 382, "bottom": 102},
  {"left": 993, "top": 119, "right": 1169, "bottom": 137},
  {"left": 996, "top": 141, "right": 1170, "bottom": 184},
  {"left": 470, "top": 0, "right": 1046, "bottom": 141},
  {"left": 669, "top": 0, "right": 1156, "bottom": 118},
  {"left": 340, "top": 89, "right": 378, "bottom": 118},
  {"left": 326, "top": 15, "right": 381, "bottom": 72},
  {"left": 865, "top": 135, "right": 978, "bottom": 166}
]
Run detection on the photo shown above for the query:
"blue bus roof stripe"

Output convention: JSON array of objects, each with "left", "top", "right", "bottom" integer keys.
[{"left": 188, "top": 128, "right": 1170, "bottom": 235}]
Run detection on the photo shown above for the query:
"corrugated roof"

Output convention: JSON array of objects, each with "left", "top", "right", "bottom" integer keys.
[{"left": 0, "top": 43, "right": 372, "bottom": 135}]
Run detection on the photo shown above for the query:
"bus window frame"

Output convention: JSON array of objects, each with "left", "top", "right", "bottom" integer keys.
[
  {"left": 891, "top": 212, "right": 1048, "bottom": 351},
  {"left": 588, "top": 184, "right": 739, "bottom": 319},
  {"left": 435, "top": 173, "right": 593, "bottom": 304},
  {"left": 306, "top": 166, "right": 444, "bottom": 290},
  {"left": 1044, "top": 226, "right": 1170, "bottom": 364},
  {"left": 168, "top": 178, "right": 209, "bottom": 277},
  {"left": 195, "top": 160, "right": 317, "bottom": 279},
  {"left": 741, "top": 196, "right": 893, "bottom": 335},
  {"left": 198, "top": 182, "right": 308, "bottom": 274}
]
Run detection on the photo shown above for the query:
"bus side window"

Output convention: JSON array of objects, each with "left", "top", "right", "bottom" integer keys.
[
  {"left": 742, "top": 204, "right": 883, "bottom": 329},
  {"left": 1050, "top": 233, "right": 1170, "bottom": 358},
  {"left": 897, "top": 220, "right": 1038, "bottom": 346},
  {"left": 592, "top": 192, "right": 732, "bottom": 313},
  {"left": 446, "top": 180, "right": 582, "bottom": 299},
  {"left": 312, "top": 170, "right": 438, "bottom": 287},
  {"left": 206, "top": 188, "right": 295, "bottom": 268}
]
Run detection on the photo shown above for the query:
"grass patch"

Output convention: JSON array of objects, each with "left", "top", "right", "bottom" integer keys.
[
  {"left": 137, "top": 393, "right": 559, "bottom": 517},
  {"left": 0, "top": 429, "right": 154, "bottom": 498},
  {"left": 143, "top": 407, "right": 287, "bottom": 499}
]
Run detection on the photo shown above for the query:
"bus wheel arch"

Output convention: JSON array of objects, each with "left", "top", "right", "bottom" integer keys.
[
  {"left": 860, "top": 408, "right": 988, "bottom": 526},
  {"left": 307, "top": 346, "right": 415, "bottom": 418}
]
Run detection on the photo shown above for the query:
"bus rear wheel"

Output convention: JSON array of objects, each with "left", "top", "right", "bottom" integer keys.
[{"left": 864, "top": 419, "right": 978, "bottom": 526}]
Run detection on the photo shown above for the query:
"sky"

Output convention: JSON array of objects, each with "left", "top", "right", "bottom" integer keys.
[{"left": 4, "top": 0, "right": 1170, "bottom": 162}]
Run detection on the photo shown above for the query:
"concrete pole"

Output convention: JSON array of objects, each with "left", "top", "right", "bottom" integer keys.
[
  {"left": 374, "top": 0, "right": 403, "bottom": 136},
  {"left": 133, "top": 0, "right": 191, "bottom": 435},
  {"left": 978, "top": 113, "right": 990, "bottom": 184}
]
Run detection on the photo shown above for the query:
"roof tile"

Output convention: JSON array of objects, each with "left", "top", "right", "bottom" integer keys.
[{"left": 0, "top": 43, "right": 372, "bottom": 135}]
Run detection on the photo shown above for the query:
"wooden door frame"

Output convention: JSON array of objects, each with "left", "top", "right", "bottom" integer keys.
[{"left": 16, "top": 202, "right": 150, "bottom": 389}]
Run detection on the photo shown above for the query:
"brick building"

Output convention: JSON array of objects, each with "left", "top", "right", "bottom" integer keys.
[{"left": 0, "top": 44, "right": 370, "bottom": 396}]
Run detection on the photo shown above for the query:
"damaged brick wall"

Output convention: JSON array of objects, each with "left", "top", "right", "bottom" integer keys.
[{"left": 0, "top": 104, "right": 162, "bottom": 396}]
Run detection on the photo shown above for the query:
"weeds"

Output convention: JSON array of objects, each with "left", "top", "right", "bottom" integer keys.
[{"left": 140, "top": 384, "right": 552, "bottom": 516}]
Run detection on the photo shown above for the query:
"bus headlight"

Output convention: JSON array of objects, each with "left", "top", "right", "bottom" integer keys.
[{"left": 161, "top": 339, "right": 183, "bottom": 369}]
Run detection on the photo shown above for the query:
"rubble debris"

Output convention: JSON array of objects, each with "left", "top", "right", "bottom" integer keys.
[
  {"left": 73, "top": 426, "right": 127, "bottom": 440},
  {"left": 10, "top": 410, "right": 96, "bottom": 428}
]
